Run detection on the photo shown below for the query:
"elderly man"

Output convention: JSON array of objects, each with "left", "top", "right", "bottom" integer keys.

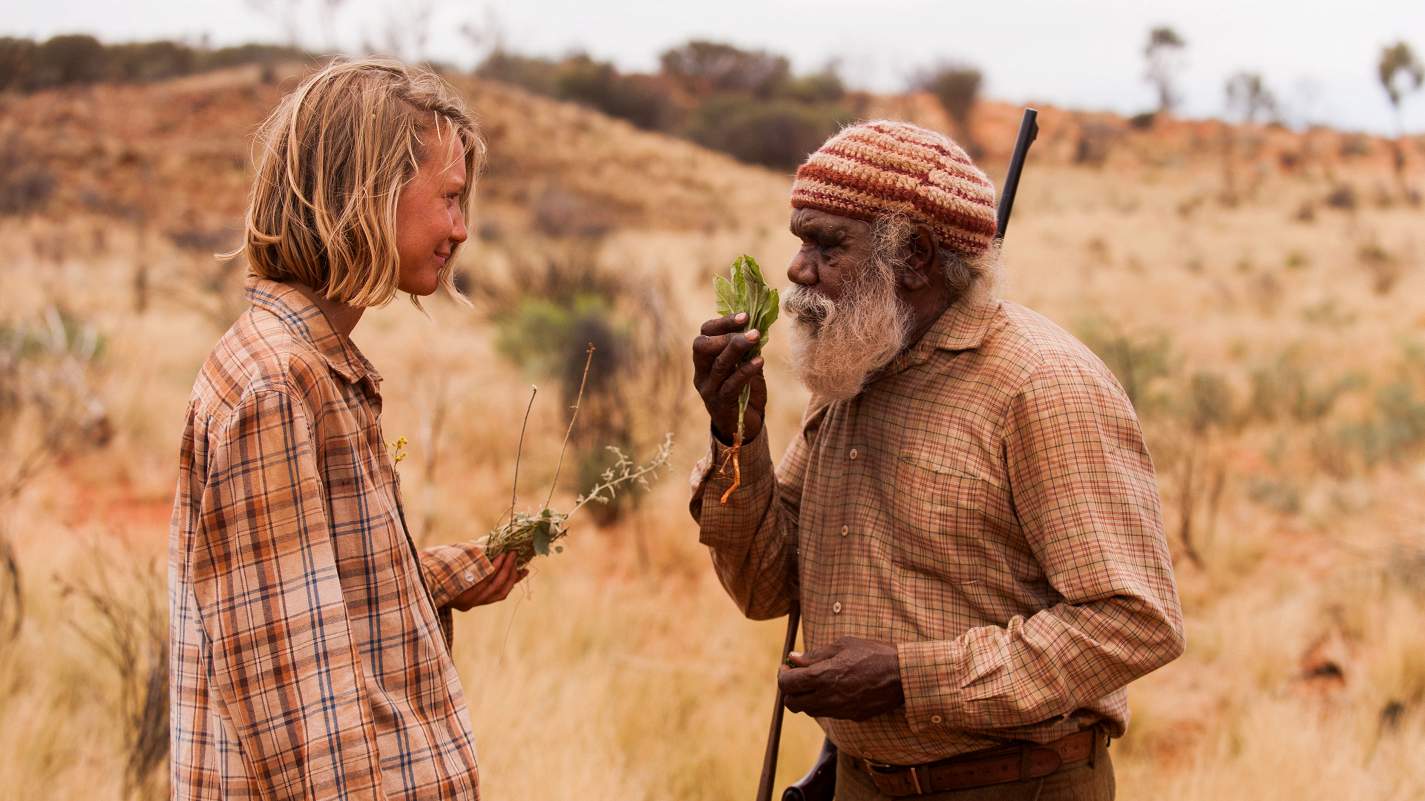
[{"left": 689, "top": 121, "right": 1184, "bottom": 800}]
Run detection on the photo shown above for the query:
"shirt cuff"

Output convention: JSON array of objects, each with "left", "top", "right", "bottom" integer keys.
[
  {"left": 689, "top": 425, "right": 776, "bottom": 547},
  {"left": 420, "top": 541, "right": 496, "bottom": 610},
  {"left": 897, "top": 639, "right": 967, "bottom": 734}
]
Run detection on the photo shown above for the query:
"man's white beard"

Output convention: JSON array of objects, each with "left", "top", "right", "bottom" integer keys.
[{"left": 783, "top": 257, "right": 911, "bottom": 401}]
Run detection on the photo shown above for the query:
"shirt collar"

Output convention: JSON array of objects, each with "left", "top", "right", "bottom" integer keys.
[
  {"left": 874, "top": 296, "right": 1001, "bottom": 380},
  {"left": 244, "top": 276, "right": 380, "bottom": 387}
]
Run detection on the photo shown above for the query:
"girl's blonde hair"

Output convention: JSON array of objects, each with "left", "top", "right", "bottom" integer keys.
[{"left": 240, "top": 57, "right": 485, "bottom": 308}]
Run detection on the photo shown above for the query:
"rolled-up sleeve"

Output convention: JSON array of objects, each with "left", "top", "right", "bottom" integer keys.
[
  {"left": 419, "top": 542, "right": 496, "bottom": 610},
  {"left": 689, "top": 422, "right": 808, "bottom": 621}
]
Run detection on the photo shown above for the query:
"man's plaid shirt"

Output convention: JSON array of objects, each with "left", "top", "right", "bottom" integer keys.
[
  {"left": 691, "top": 297, "right": 1185, "bottom": 766},
  {"left": 169, "top": 278, "right": 495, "bottom": 800}
]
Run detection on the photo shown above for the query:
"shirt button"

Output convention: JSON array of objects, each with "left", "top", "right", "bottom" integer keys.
[
  {"left": 840, "top": 525, "right": 849, "bottom": 537},
  {"left": 931, "top": 715, "right": 943, "bottom": 724},
  {"left": 848, "top": 448, "right": 859, "bottom": 460},
  {"left": 833, "top": 601, "right": 842, "bottom": 614},
  {"left": 463, "top": 571, "right": 475, "bottom": 582}
]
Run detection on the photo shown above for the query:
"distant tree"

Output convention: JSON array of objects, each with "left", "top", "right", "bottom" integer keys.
[
  {"left": 554, "top": 55, "right": 677, "bottom": 131},
  {"left": 780, "top": 63, "right": 845, "bottom": 104},
  {"left": 1378, "top": 40, "right": 1424, "bottom": 128},
  {"left": 477, "top": 49, "right": 561, "bottom": 96},
  {"left": 1377, "top": 41, "right": 1423, "bottom": 196},
  {"left": 1221, "top": 72, "right": 1277, "bottom": 204},
  {"left": 105, "top": 41, "right": 197, "bottom": 83},
  {"left": 686, "top": 95, "right": 851, "bottom": 170},
  {"left": 913, "top": 61, "right": 983, "bottom": 155},
  {"left": 32, "top": 34, "right": 105, "bottom": 88},
  {"left": 1224, "top": 71, "right": 1277, "bottom": 124},
  {"left": 658, "top": 40, "right": 790, "bottom": 97},
  {"left": 1144, "top": 26, "right": 1187, "bottom": 114},
  {"left": 0, "top": 37, "right": 38, "bottom": 91}
]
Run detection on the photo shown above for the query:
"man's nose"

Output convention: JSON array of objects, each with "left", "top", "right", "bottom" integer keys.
[{"left": 787, "top": 250, "right": 817, "bottom": 287}]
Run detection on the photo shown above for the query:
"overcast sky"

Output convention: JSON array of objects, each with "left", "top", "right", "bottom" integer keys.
[{"left": 8, "top": 0, "right": 1425, "bottom": 134}]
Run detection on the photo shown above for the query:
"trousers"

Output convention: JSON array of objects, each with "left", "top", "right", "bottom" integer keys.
[{"left": 833, "top": 737, "right": 1114, "bottom": 801}]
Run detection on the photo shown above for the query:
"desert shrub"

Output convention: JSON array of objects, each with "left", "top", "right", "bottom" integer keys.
[
  {"left": 1324, "top": 184, "right": 1359, "bottom": 210},
  {"left": 554, "top": 56, "right": 677, "bottom": 130},
  {"left": 1076, "top": 318, "right": 1175, "bottom": 416},
  {"left": 1358, "top": 239, "right": 1404, "bottom": 295},
  {"left": 0, "top": 37, "right": 38, "bottom": 91},
  {"left": 1246, "top": 476, "right": 1302, "bottom": 515},
  {"left": 1247, "top": 348, "right": 1361, "bottom": 424},
  {"left": 1181, "top": 370, "right": 1240, "bottom": 434},
  {"left": 530, "top": 183, "right": 616, "bottom": 240},
  {"left": 1129, "top": 111, "right": 1158, "bottom": 130},
  {"left": 0, "top": 308, "right": 110, "bottom": 644},
  {"left": 166, "top": 223, "right": 247, "bottom": 328},
  {"left": 1074, "top": 121, "right": 1120, "bottom": 167},
  {"left": 1322, "top": 345, "right": 1425, "bottom": 471},
  {"left": 59, "top": 552, "right": 168, "bottom": 798},
  {"left": 0, "top": 133, "right": 56, "bottom": 216},
  {"left": 197, "top": 42, "right": 307, "bottom": 72},
  {"left": 1331, "top": 382, "right": 1425, "bottom": 469},
  {"left": 779, "top": 66, "right": 846, "bottom": 104},
  {"left": 473, "top": 254, "right": 686, "bottom": 524},
  {"left": 0, "top": 36, "right": 309, "bottom": 93},
  {"left": 686, "top": 94, "right": 851, "bottom": 170},
  {"left": 31, "top": 34, "right": 105, "bottom": 88},
  {"left": 105, "top": 40, "right": 196, "bottom": 83},
  {"left": 476, "top": 49, "right": 561, "bottom": 95},
  {"left": 1340, "top": 135, "right": 1373, "bottom": 158},
  {"left": 658, "top": 39, "right": 790, "bottom": 98},
  {"left": 913, "top": 62, "right": 982, "bottom": 152}
]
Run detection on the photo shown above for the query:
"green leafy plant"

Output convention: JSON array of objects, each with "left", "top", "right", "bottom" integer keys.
[{"left": 713, "top": 255, "right": 778, "bottom": 502}]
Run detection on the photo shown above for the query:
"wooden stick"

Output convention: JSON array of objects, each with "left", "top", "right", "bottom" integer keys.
[{"left": 754, "top": 601, "right": 800, "bottom": 801}]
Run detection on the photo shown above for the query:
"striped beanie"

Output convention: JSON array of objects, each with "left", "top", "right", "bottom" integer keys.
[{"left": 790, "top": 120, "right": 998, "bottom": 257}]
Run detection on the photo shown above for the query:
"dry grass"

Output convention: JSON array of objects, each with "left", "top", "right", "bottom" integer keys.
[{"left": 0, "top": 68, "right": 1423, "bottom": 800}]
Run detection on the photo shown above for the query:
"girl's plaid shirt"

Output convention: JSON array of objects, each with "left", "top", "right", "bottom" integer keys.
[{"left": 170, "top": 278, "right": 494, "bottom": 800}]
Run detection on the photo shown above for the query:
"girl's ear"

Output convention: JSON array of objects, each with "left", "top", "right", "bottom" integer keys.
[{"left": 897, "top": 224, "right": 939, "bottom": 291}]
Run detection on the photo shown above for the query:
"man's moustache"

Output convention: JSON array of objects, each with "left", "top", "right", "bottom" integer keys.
[{"left": 784, "top": 287, "right": 833, "bottom": 325}]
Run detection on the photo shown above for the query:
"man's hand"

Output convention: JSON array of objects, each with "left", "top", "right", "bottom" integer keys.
[
  {"left": 779, "top": 637, "right": 905, "bottom": 721},
  {"left": 692, "top": 312, "right": 768, "bottom": 444},
  {"left": 448, "top": 552, "right": 527, "bottom": 612}
]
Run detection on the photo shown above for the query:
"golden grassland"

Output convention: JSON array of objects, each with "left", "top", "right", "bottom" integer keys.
[{"left": 2, "top": 66, "right": 1424, "bottom": 799}]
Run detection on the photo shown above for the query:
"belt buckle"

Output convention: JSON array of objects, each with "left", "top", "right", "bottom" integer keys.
[{"left": 864, "top": 760, "right": 924, "bottom": 795}]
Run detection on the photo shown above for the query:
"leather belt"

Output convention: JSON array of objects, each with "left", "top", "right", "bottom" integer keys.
[{"left": 856, "top": 727, "right": 1104, "bottom": 797}]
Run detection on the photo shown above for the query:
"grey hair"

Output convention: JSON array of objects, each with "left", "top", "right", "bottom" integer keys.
[{"left": 869, "top": 214, "right": 999, "bottom": 302}]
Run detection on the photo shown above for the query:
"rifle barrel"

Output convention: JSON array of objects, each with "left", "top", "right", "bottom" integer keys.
[{"left": 995, "top": 108, "right": 1040, "bottom": 241}]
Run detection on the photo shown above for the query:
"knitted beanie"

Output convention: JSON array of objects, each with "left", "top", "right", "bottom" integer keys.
[{"left": 790, "top": 120, "right": 998, "bottom": 257}]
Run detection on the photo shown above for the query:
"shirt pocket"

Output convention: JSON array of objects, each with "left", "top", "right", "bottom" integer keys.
[{"left": 888, "top": 451, "right": 992, "bottom": 583}]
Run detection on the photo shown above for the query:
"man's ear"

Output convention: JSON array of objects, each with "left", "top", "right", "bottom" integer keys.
[{"left": 897, "top": 224, "right": 939, "bottom": 291}]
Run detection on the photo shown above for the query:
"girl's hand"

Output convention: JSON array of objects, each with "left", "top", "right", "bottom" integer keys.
[{"left": 449, "top": 552, "right": 528, "bottom": 611}]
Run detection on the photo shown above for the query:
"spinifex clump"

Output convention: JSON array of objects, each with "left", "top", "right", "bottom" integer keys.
[{"left": 713, "top": 255, "right": 778, "bottom": 503}]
